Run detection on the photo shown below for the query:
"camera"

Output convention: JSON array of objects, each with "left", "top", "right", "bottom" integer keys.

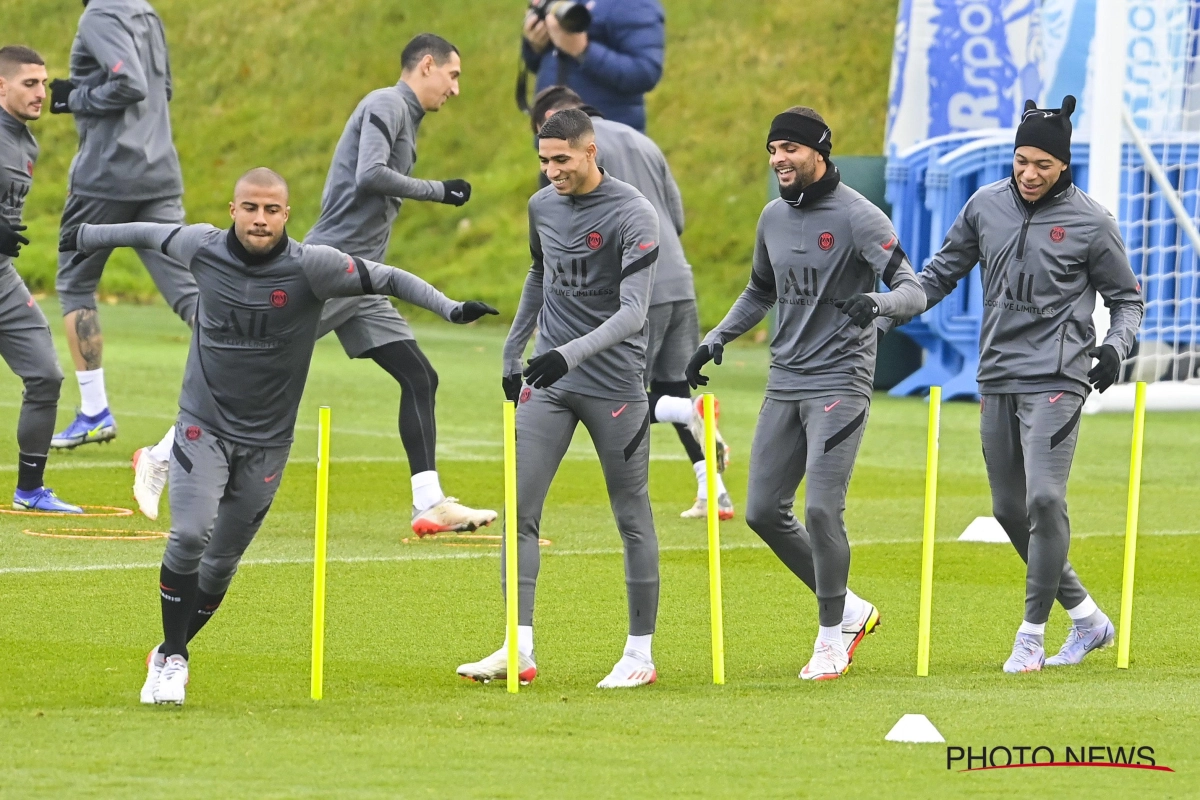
[{"left": 529, "top": 0, "right": 591, "bottom": 34}]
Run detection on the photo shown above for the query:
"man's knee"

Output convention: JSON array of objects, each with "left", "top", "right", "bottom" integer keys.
[
  {"left": 1027, "top": 486, "right": 1067, "bottom": 522},
  {"left": 163, "top": 528, "right": 208, "bottom": 573},
  {"left": 21, "top": 373, "right": 62, "bottom": 407},
  {"left": 59, "top": 294, "right": 98, "bottom": 317},
  {"left": 199, "top": 557, "right": 239, "bottom": 595},
  {"left": 804, "top": 501, "right": 842, "bottom": 539},
  {"left": 745, "top": 492, "right": 788, "bottom": 539}
]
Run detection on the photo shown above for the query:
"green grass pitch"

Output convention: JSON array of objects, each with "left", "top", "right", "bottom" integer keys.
[{"left": 1, "top": 302, "right": 1198, "bottom": 797}]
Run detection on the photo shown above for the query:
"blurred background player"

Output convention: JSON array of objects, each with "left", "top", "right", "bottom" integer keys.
[
  {"left": 520, "top": 0, "right": 664, "bottom": 132},
  {"left": 50, "top": 0, "right": 195, "bottom": 450},
  {"left": 129, "top": 34, "right": 495, "bottom": 535},
  {"left": 688, "top": 107, "right": 925, "bottom": 681},
  {"left": 0, "top": 46, "right": 82, "bottom": 514},
  {"left": 65, "top": 167, "right": 497, "bottom": 705},
  {"left": 458, "top": 110, "right": 661, "bottom": 689},
  {"left": 530, "top": 86, "right": 733, "bottom": 520},
  {"left": 908, "top": 97, "right": 1143, "bottom": 673}
]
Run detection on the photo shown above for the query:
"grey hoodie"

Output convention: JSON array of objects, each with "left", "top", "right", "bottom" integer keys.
[
  {"left": 0, "top": 108, "right": 37, "bottom": 273},
  {"left": 917, "top": 174, "right": 1144, "bottom": 396},
  {"left": 66, "top": 0, "right": 183, "bottom": 201}
]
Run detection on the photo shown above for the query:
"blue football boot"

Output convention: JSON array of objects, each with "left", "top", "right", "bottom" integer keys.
[
  {"left": 13, "top": 486, "right": 84, "bottom": 513},
  {"left": 1045, "top": 617, "right": 1116, "bottom": 667},
  {"left": 51, "top": 408, "right": 117, "bottom": 449}
]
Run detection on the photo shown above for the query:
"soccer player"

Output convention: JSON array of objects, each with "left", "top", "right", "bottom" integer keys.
[
  {"left": 909, "top": 97, "right": 1143, "bottom": 672},
  {"left": 688, "top": 107, "right": 925, "bottom": 680},
  {"left": 457, "top": 109, "right": 661, "bottom": 689},
  {"left": 129, "top": 34, "right": 495, "bottom": 534},
  {"left": 50, "top": 0, "right": 195, "bottom": 449},
  {"left": 0, "top": 46, "right": 82, "bottom": 514},
  {"left": 530, "top": 86, "right": 734, "bottom": 521},
  {"left": 64, "top": 168, "right": 497, "bottom": 705}
]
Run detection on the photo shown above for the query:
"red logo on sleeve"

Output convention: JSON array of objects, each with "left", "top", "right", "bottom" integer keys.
[
  {"left": 882, "top": 235, "right": 896, "bottom": 250},
  {"left": 818, "top": 232, "right": 835, "bottom": 250},
  {"left": 270, "top": 290, "right": 288, "bottom": 308},
  {"left": 112, "top": 60, "right": 124, "bottom": 74},
  {"left": 26, "top": 161, "right": 33, "bottom": 176},
  {"left": 586, "top": 231, "right": 604, "bottom": 250},
  {"left": 1050, "top": 226, "right": 1066, "bottom": 242},
  {"left": 185, "top": 426, "right": 201, "bottom": 441},
  {"left": 345, "top": 256, "right": 355, "bottom": 274}
]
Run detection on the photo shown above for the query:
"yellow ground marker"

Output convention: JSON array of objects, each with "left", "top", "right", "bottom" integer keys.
[
  {"left": 310, "top": 406, "right": 331, "bottom": 700},
  {"left": 916, "top": 386, "right": 941, "bottom": 677},
  {"left": 703, "top": 393, "right": 725, "bottom": 685},
  {"left": 503, "top": 401, "right": 520, "bottom": 693},
  {"left": 1117, "top": 381, "right": 1148, "bottom": 669}
]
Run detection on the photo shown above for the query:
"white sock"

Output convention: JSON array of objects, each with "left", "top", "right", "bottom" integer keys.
[
  {"left": 1018, "top": 621, "right": 1046, "bottom": 637},
  {"left": 503, "top": 625, "right": 534, "bottom": 658},
  {"left": 1065, "top": 595, "right": 1099, "bottom": 621},
  {"left": 410, "top": 470, "right": 444, "bottom": 511},
  {"left": 148, "top": 427, "right": 174, "bottom": 463},
  {"left": 654, "top": 395, "right": 694, "bottom": 426},
  {"left": 76, "top": 369, "right": 108, "bottom": 417},
  {"left": 818, "top": 625, "right": 846, "bottom": 653},
  {"left": 841, "top": 589, "right": 867, "bottom": 627},
  {"left": 625, "top": 633, "right": 652, "bottom": 662},
  {"left": 692, "top": 461, "right": 728, "bottom": 501}
]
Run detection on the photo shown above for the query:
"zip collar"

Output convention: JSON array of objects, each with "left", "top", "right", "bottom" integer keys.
[
  {"left": 0, "top": 106, "right": 29, "bottom": 139},
  {"left": 226, "top": 226, "right": 289, "bottom": 266},
  {"left": 396, "top": 80, "right": 426, "bottom": 128},
  {"left": 1009, "top": 166, "right": 1074, "bottom": 214},
  {"left": 782, "top": 158, "right": 841, "bottom": 209}
]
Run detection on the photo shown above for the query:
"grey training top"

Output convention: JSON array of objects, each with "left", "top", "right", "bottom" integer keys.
[
  {"left": 917, "top": 176, "right": 1144, "bottom": 396},
  {"left": 0, "top": 107, "right": 37, "bottom": 274},
  {"left": 75, "top": 222, "right": 462, "bottom": 446},
  {"left": 703, "top": 166, "right": 926, "bottom": 400},
  {"left": 304, "top": 81, "right": 443, "bottom": 261},
  {"left": 67, "top": 0, "right": 183, "bottom": 201},
  {"left": 590, "top": 117, "right": 693, "bottom": 306},
  {"left": 504, "top": 172, "right": 660, "bottom": 401}
]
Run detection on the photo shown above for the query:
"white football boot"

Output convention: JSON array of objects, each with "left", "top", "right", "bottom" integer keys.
[
  {"left": 140, "top": 646, "right": 165, "bottom": 704},
  {"left": 799, "top": 639, "right": 850, "bottom": 681},
  {"left": 412, "top": 497, "right": 498, "bottom": 537},
  {"left": 456, "top": 646, "right": 538, "bottom": 685},
  {"left": 132, "top": 448, "right": 169, "bottom": 521},
  {"left": 152, "top": 654, "right": 189, "bottom": 705},
  {"left": 596, "top": 651, "right": 657, "bottom": 689}
]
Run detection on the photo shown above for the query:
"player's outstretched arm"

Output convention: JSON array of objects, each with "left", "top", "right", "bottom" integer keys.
[
  {"left": 1085, "top": 213, "right": 1145, "bottom": 392},
  {"left": 918, "top": 202, "right": 982, "bottom": 312},
  {"left": 67, "top": 222, "right": 214, "bottom": 266},
  {"left": 835, "top": 200, "right": 927, "bottom": 328},
  {"left": 354, "top": 97, "right": 466, "bottom": 205},
  {"left": 300, "top": 245, "right": 495, "bottom": 323}
]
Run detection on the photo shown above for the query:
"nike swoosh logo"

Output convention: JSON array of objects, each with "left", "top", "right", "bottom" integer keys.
[
  {"left": 451, "top": 191, "right": 464, "bottom": 198},
  {"left": 611, "top": 404, "right": 628, "bottom": 418},
  {"left": 824, "top": 399, "right": 841, "bottom": 412},
  {"left": 882, "top": 236, "right": 896, "bottom": 251},
  {"left": 1049, "top": 392, "right": 1064, "bottom": 403},
  {"left": 264, "top": 473, "right": 278, "bottom": 483},
  {"left": 159, "top": 583, "right": 173, "bottom": 592},
  {"left": 86, "top": 424, "right": 107, "bottom": 437},
  {"left": 638, "top": 242, "right": 655, "bottom": 250},
  {"left": 25, "top": 297, "right": 33, "bottom": 307}
]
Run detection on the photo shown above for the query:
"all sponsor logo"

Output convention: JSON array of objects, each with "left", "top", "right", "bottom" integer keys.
[
  {"left": 818, "top": 232, "right": 835, "bottom": 251},
  {"left": 586, "top": 231, "right": 604, "bottom": 250},
  {"left": 270, "top": 289, "right": 288, "bottom": 308},
  {"left": 781, "top": 266, "right": 820, "bottom": 298},
  {"left": 1050, "top": 226, "right": 1066, "bottom": 242},
  {"left": 185, "top": 425, "right": 201, "bottom": 441}
]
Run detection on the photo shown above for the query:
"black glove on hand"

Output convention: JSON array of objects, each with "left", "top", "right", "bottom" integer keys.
[
  {"left": 0, "top": 220, "right": 29, "bottom": 259},
  {"left": 834, "top": 294, "right": 880, "bottom": 328},
  {"left": 503, "top": 373, "right": 523, "bottom": 403},
  {"left": 1087, "top": 344, "right": 1121, "bottom": 393},
  {"left": 59, "top": 224, "right": 81, "bottom": 252},
  {"left": 524, "top": 350, "right": 568, "bottom": 389},
  {"left": 685, "top": 342, "right": 723, "bottom": 389},
  {"left": 49, "top": 79, "right": 75, "bottom": 114},
  {"left": 451, "top": 300, "right": 498, "bottom": 324},
  {"left": 440, "top": 179, "right": 471, "bottom": 206}
]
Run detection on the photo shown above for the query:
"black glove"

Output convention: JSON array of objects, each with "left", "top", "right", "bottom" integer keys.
[
  {"left": 440, "top": 179, "right": 471, "bottom": 206},
  {"left": 59, "top": 224, "right": 81, "bottom": 252},
  {"left": 503, "top": 373, "right": 523, "bottom": 403},
  {"left": 685, "top": 342, "right": 723, "bottom": 389},
  {"left": 523, "top": 350, "right": 569, "bottom": 389},
  {"left": 834, "top": 294, "right": 880, "bottom": 328},
  {"left": 450, "top": 301, "right": 498, "bottom": 324},
  {"left": 1087, "top": 344, "right": 1121, "bottom": 393},
  {"left": 0, "top": 220, "right": 29, "bottom": 259},
  {"left": 49, "top": 79, "right": 76, "bottom": 114}
]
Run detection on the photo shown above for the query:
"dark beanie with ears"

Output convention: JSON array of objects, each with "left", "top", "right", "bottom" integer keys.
[{"left": 1014, "top": 95, "right": 1076, "bottom": 165}]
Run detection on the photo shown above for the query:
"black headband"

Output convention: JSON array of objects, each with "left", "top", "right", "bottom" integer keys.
[{"left": 767, "top": 112, "right": 832, "bottom": 156}]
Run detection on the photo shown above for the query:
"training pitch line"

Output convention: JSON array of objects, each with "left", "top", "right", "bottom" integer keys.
[{"left": 2, "top": 529, "right": 1197, "bottom": 576}]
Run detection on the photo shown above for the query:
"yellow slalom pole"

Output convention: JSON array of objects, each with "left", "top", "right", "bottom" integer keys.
[
  {"left": 703, "top": 393, "right": 725, "bottom": 685},
  {"left": 503, "top": 401, "right": 520, "bottom": 694},
  {"left": 916, "top": 386, "right": 941, "bottom": 677},
  {"left": 1117, "top": 381, "right": 1148, "bottom": 670},
  {"left": 310, "top": 405, "right": 331, "bottom": 700}
]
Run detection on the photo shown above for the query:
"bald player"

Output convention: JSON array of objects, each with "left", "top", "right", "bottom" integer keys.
[{"left": 63, "top": 168, "right": 497, "bottom": 705}]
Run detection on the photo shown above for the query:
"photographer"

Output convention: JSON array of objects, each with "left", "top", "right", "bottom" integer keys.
[{"left": 521, "top": 0, "right": 664, "bottom": 132}]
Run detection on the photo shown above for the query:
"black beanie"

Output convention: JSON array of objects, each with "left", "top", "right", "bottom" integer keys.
[
  {"left": 767, "top": 112, "right": 832, "bottom": 156},
  {"left": 1014, "top": 95, "right": 1075, "bottom": 165}
]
